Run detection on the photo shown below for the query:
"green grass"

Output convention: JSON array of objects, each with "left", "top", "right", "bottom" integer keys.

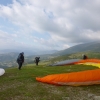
[{"left": 0, "top": 62, "right": 100, "bottom": 100}]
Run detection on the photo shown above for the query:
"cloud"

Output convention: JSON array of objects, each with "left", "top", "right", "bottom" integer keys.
[{"left": 0, "top": 0, "right": 100, "bottom": 52}]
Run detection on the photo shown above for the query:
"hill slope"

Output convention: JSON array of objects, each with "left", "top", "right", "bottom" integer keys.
[
  {"left": 54, "top": 41, "right": 100, "bottom": 56},
  {"left": 1, "top": 41, "right": 100, "bottom": 68}
]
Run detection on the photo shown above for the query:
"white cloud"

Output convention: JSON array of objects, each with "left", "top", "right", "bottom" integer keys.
[{"left": 0, "top": 0, "right": 100, "bottom": 52}]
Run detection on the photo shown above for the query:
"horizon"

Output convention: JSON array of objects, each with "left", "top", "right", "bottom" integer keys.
[{"left": 0, "top": 41, "right": 99, "bottom": 55}]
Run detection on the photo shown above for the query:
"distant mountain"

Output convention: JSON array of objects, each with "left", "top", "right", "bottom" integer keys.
[
  {"left": 0, "top": 50, "right": 58, "bottom": 68},
  {"left": 54, "top": 41, "right": 100, "bottom": 56},
  {"left": 1, "top": 41, "right": 100, "bottom": 69},
  {"left": 0, "top": 52, "right": 18, "bottom": 62},
  {"left": 0, "top": 41, "right": 100, "bottom": 62}
]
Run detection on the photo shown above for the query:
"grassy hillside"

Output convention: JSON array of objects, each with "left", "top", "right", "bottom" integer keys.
[{"left": 0, "top": 61, "right": 100, "bottom": 100}]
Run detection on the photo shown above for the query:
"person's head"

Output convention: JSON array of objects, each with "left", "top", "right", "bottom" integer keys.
[{"left": 21, "top": 52, "right": 24, "bottom": 55}]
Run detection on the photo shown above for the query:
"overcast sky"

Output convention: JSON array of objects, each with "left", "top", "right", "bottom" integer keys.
[{"left": 0, "top": 0, "right": 100, "bottom": 52}]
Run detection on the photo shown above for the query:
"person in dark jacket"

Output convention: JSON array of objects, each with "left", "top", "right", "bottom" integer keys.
[
  {"left": 17, "top": 52, "right": 24, "bottom": 70},
  {"left": 83, "top": 54, "right": 88, "bottom": 60},
  {"left": 35, "top": 57, "right": 40, "bottom": 66}
]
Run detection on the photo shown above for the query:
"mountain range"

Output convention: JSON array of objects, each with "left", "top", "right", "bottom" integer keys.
[
  {"left": 0, "top": 41, "right": 100, "bottom": 68},
  {"left": 54, "top": 41, "right": 100, "bottom": 56},
  {"left": 0, "top": 41, "right": 100, "bottom": 60}
]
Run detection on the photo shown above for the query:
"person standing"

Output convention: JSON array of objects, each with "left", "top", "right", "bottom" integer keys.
[
  {"left": 83, "top": 54, "right": 88, "bottom": 60},
  {"left": 17, "top": 52, "right": 24, "bottom": 70},
  {"left": 35, "top": 57, "right": 40, "bottom": 66}
]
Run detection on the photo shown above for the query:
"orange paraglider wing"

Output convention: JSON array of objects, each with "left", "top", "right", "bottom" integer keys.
[{"left": 36, "top": 69, "right": 100, "bottom": 86}]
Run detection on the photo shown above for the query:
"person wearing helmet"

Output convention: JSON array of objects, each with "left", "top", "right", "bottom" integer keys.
[{"left": 17, "top": 52, "right": 24, "bottom": 70}]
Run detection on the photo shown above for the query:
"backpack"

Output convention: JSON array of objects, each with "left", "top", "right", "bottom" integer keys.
[{"left": 17, "top": 53, "right": 22, "bottom": 63}]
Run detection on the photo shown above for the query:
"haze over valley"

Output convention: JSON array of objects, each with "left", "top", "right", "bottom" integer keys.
[{"left": 0, "top": 41, "right": 100, "bottom": 68}]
